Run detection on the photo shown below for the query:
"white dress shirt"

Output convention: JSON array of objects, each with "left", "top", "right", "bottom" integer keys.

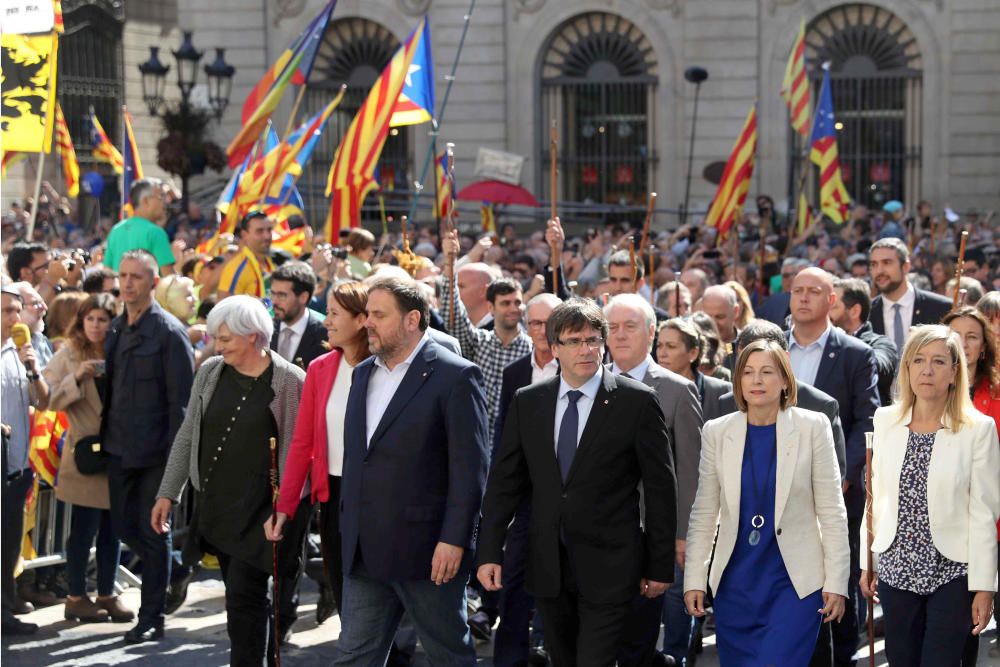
[
  {"left": 530, "top": 352, "right": 559, "bottom": 384},
  {"left": 611, "top": 355, "right": 653, "bottom": 381},
  {"left": 365, "top": 333, "right": 430, "bottom": 446},
  {"left": 789, "top": 323, "right": 832, "bottom": 386},
  {"left": 880, "top": 282, "right": 915, "bottom": 344},
  {"left": 276, "top": 309, "right": 309, "bottom": 361},
  {"left": 325, "top": 354, "right": 354, "bottom": 476},
  {"left": 553, "top": 370, "right": 604, "bottom": 455}
]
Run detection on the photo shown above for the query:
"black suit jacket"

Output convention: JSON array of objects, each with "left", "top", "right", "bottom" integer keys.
[
  {"left": 478, "top": 369, "right": 677, "bottom": 604},
  {"left": 854, "top": 321, "right": 898, "bottom": 407},
  {"left": 718, "top": 380, "right": 847, "bottom": 480},
  {"left": 270, "top": 311, "right": 328, "bottom": 370},
  {"left": 870, "top": 287, "right": 953, "bottom": 335},
  {"left": 494, "top": 352, "right": 535, "bottom": 456}
]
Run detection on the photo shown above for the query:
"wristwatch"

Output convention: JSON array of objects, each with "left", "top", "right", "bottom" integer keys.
[{"left": 25, "top": 371, "right": 40, "bottom": 381}]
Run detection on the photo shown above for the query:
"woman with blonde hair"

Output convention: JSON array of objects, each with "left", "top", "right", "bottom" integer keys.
[
  {"left": 724, "top": 280, "right": 755, "bottom": 329},
  {"left": 861, "top": 325, "right": 1000, "bottom": 665},
  {"left": 154, "top": 274, "right": 196, "bottom": 323},
  {"left": 684, "top": 339, "right": 849, "bottom": 665}
]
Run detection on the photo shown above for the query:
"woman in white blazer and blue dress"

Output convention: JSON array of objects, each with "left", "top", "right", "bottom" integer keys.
[
  {"left": 683, "top": 339, "right": 850, "bottom": 666},
  {"left": 861, "top": 325, "right": 1000, "bottom": 666}
]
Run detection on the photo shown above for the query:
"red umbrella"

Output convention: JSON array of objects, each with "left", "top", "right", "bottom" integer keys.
[{"left": 455, "top": 179, "right": 540, "bottom": 207}]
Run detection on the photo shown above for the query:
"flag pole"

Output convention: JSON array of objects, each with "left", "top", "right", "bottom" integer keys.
[
  {"left": 26, "top": 29, "right": 60, "bottom": 240},
  {"left": 259, "top": 84, "right": 309, "bottom": 208},
  {"left": 406, "top": 0, "right": 477, "bottom": 224},
  {"left": 549, "top": 119, "right": 559, "bottom": 296}
]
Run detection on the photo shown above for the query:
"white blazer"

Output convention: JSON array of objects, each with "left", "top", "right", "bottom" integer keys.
[
  {"left": 684, "top": 407, "right": 850, "bottom": 599},
  {"left": 864, "top": 405, "right": 1000, "bottom": 592}
]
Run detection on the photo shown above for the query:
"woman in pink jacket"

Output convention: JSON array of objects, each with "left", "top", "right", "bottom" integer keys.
[{"left": 265, "top": 281, "right": 369, "bottom": 614}]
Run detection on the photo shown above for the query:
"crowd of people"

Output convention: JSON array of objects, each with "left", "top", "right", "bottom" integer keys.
[{"left": 2, "top": 176, "right": 1000, "bottom": 667}]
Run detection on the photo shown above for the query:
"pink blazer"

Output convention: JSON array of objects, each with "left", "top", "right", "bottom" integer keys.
[{"left": 277, "top": 348, "right": 344, "bottom": 517}]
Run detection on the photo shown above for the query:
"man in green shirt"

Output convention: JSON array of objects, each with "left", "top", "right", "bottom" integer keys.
[{"left": 105, "top": 179, "right": 175, "bottom": 276}]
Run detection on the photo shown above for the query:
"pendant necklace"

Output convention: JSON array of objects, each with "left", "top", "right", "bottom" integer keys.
[{"left": 746, "top": 428, "right": 777, "bottom": 547}]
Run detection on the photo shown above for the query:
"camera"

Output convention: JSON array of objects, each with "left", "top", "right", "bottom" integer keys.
[{"left": 330, "top": 247, "right": 349, "bottom": 260}]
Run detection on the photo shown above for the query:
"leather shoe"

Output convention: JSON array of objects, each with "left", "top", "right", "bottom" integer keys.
[
  {"left": 467, "top": 609, "right": 492, "bottom": 641},
  {"left": 2, "top": 617, "right": 38, "bottom": 635},
  {"left": 64, "top": 597, "right": 110, "bottom": 623},
  {"left": 18, "top": 586, "right": 61, "bottom": 608},
  {"left": 12, "top": 597, "right": 34, "bottom": 615},
  {"left": 165, "top": 568, "right": 194, "bottom": 615},
  {"left": 316, "top": 582, "right": 336, "bottom": 625},
  {"left": 97, "top": 595, "right": 135, "bottom": 623},
  {"left": 655, "top": 653, "right": 677, "bottom": 666},
  {"left": 279, "top": 625, "right": 294, "bottom": 646},
  {"left": 123, "top": 621, "right": 164, "bottom": 644}
]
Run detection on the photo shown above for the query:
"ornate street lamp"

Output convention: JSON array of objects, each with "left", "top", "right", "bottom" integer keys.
[
  {"left": 204, "top": 48, "right": 236, "bottom": 120},
  {"left": 138, "top": 46, "right": 170, "bottom": 116},
  {"left": 680, "top": 66, "right": 709, "bottom": 227},
  {"left": 172, "top": 31, "right": 204, "bottom": 101}
]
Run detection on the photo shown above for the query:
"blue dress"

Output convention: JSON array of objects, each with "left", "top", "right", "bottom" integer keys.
[{"left": 713, "top": 423, "right": 823, "bottom": 666}]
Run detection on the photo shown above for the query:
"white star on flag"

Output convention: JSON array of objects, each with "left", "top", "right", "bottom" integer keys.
[{"left": 405, "top": 64, "right": 421, "bottom": 88}]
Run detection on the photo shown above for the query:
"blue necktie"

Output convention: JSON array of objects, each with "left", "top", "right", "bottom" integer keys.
[
  {"left": 557, "top": 390, "right": 583, "bottom": 483},
  {"left": 892, "top": 303, "right": 904, "bottom": 352}
]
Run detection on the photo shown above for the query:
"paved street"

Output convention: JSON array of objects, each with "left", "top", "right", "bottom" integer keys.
[{"left": 3, "top": 570, "right": 998, "bottom": 666}]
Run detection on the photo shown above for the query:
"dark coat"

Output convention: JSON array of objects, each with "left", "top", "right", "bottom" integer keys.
[
  {"left": 340, "top": 339, "right": 490, "bottom": 582},
  {"left": 270, "top": 310, "right": 328, "bottom": 370},
  {"left": 870, "top": 287, "right": 953, "bottom": 335},
  {"left": 854, "top": 321, "right": 899, "bottom": 407},
  {"left": 478, "top": 370, "right": 677, "bottom": 604},
  {"left": 101, "top": 301, "right": 194, "bottom": 469}
]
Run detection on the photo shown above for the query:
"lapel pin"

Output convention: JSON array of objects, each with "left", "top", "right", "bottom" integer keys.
[
  {"left": 829, "top": 352, "right": 835, "bottom": 358},
  {"left": 422, "top": 372, "right": 428, "bottom": 377},
  {"left": 604, "top": 399, "right": 609, "bottom": 405}
]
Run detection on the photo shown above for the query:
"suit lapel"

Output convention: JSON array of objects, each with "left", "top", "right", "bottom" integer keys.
[
  {"left": 566, "top": 369, "right": 616, "bottom": 485},
  {"left": 369, "top": 341, "right": 437, "bottom": 449},
  {"left": 913, "top": 290, "right": 926, "bottom": 323},
  {"left": 814, "top": 328, "right": 843, "bottom": 394},
  {"left": 349, "top": 359, "right": 374, "bottom": 456},
  {"left": 722, "top": 414, "right": 747, "bottom": 519},
  {"left": 871, "top": 298, "right": 885, "bottom": 335},
  {"left": 533, "top": 377, "right": 562, "bottom": 485},
  {"left": 773, "top": 409, "right": 800, "bottom": 528}
]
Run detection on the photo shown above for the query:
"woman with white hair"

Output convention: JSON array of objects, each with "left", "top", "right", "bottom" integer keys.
[{"left": 151, "top": 295, "right": 306, "bottom": 666}]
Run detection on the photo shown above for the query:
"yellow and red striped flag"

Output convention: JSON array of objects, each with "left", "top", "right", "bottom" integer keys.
[
  {"left": 1, "top": 151, "right": 26, "bottom": 180},
  {"left": 324, "top": 18, "right": 426, "bottom": 241},
  {"left": 53, "top": 1, "right": 64, "bottom": 32},
  {"left": 809, "top": 69, "right": 851, "bottom": 223},
  {"left": 89, "top": 110, "right": 123, "bottom": 173},
  {"left": 53, "top": 102, "right": 79, "bottom": 197},
  {"left": 704, "top": 104, "right": 758, "bottom": 240},
  {"left": 435, "top": 151, "right": 453, "bottom": 221},
  {"left": 796, "top": 191, "right": 813, "bottom": 236},
  {"left": 28, "top": 408, "right": 67, "bottom": 487},
  {"left": 781, "top": 19, "right": 812, "bottom": 138},
  {"left": 481, "top": 203, "right": 495, "bottom": 235}
]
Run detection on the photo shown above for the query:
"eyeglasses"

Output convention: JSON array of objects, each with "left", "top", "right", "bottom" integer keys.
[
  {"left": 527, "top": 319, "right": 548, "bottom": 329},
  {"left": 26, "top": 300, "right": 46, "bottom": 310},
  {"left": 556, "top": 336, "right": 604, "bottom": 350}
]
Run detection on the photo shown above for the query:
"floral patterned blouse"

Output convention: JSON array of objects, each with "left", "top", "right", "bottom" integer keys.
[{"left": 879, "top": 430, "right": 967, "bottom": 595}]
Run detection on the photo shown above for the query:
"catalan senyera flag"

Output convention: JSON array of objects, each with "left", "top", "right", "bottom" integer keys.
[
  {"left": 703, "top": 104, "right": 758, "bottom": 240},
  {"left": 809, "top": 69, "right": 851, "bottom": 224},
  {"left": 53, "top": 103, "right": 79, "bottom": 197},
  {"left": 53, "top": 0, "right": 64, "bottom": 32},
  {"left": 272, "top": 218, "right": 307, "bottom": 256},
  {"left": 325, "top": 18, "right": 426, "bottom": 241},
  {"left": 781, "top": 18, "right": 812, "bottom": 138},
  {"left": 796, "top": 191, "right": 813, "bottom": 236},
  {"left": 435, "top": 151, "right": 453, "bottom": 221},
  {"left": 28, "top": 408, "right": 67, "bottom": 487},
  {"left": 228, "top": 0, "right": 336, "bottom": 167},
  {"left": 0, "top": 33, "right": 58, "bottom": 153},
  {"left": 90, "top": 110, "right": 123, "bottom": 173},
  {"left": 121, "top": 107, "right": 144, "bottom": 217},
  {"left": 481, "top": 203, "right": 496, "bottom": 235},
  {"left": 1, "top": 151, "right": 26, "bottom": 180},
  {"left": 389, "top": 18, "right": 435, "bottom": 127}
]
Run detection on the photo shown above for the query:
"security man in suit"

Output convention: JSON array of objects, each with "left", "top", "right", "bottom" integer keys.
[{"left": 478, "top": 298, "right": 677, "bottom": 667}]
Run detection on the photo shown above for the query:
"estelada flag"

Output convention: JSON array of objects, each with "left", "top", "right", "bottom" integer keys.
[
  {"left": 53, "top": 102, "right": 79, "bottom": 197},
  {"left": 90, "top": 110, "right": 123, "bottom": 173},
  {"left": 121, "top": 107, "right": 144, "bottom": 217},
  {"left": 809, "top": 69, "right": 851, "bottom": 223},
  {"left": 389, "top": 18, "right": 435, "bottom": 127},
  {"left": 0, "top": 33, "right": 58, "bottom": 153},
  {"left": 325, "top": 18, "right": 426, "bottom": 240}
]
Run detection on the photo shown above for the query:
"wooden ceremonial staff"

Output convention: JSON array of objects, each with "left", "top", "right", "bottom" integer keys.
[
  {"left": 628, "top": 236, "right": 638, "bottom": 289},
  {"left": 864, "top": 431, "right": 875, "bottom": 667},
  {"left": 549, "top": 119, "right": 559, "bottom": 296},
  {"left": 638, "top": 192, "right": 658, "bottom": 305},
  {"left": 674, "top": 271, "right": 681, "bottom": 317},
  {"left": 446, "top": 144, "right": 458, "bottom": 331},
  {"left": 952, "top": 229, "right": 969, "bottom": 309},
  {"left": 269, "top": 437, "right": 282, "bottom": 667}
]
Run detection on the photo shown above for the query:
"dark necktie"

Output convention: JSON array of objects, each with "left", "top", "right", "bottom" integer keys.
[{"left": 557, "top": 390, "right": 583, "bottom": 483}]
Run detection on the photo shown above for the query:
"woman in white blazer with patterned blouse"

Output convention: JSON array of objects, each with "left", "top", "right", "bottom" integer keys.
[{"left": 861, "top": 325, "right": 1000, "bottom": 666}]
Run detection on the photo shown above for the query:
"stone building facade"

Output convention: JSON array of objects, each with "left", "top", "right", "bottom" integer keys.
[{"left": 5, "top": 0, "right": 999, "bottom": 230}]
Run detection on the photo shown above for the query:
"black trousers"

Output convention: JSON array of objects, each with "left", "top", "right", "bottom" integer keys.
[
  {"left": 534, "top": 546, "right": 632, "bottom": 667},
  {"left": 880, "top": 576, "right": 974, "bottom": 667},
  {"left": 318, "top": 474, "right": 344, "bottom": 612},
  {"left": 216, "top": 550, "right": 276, "bottom": 667},
  {"left": 2, "top": 470, "right": 33, "bottom": 621},
  {"left": 108, "top": 457, "right": 170, "bottom": 626},
  {"left": 616, "top": 593, "right": 666, "bottom": 667}
]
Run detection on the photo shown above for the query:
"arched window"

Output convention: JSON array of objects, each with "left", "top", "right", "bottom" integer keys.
[
  {"left": 791, "top": 4, "right": 923, "bottom": 209},
  {"left": 58, "top": 0, "right": 125, "bottom": 161},
  {"left": 539, "top": 12, "right": 658, "bottom": 214},
  {"left": 299, "top": 18, "right": 410, "bottom": 229}
]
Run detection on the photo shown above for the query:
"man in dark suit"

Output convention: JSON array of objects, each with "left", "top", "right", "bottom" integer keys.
[
  {"left": 490, "top": 292, "right": 562, "bottom": 667},
  {"left": 788, "top": 268, "right": 880, "bottom": 667},
  {"left": 604, "top": 294, "right": 702, "bottom": 667},
  {"left": 831, "top": 277, "right": 899, "bottom": 407},
  {"left": 868, "top": 237, "right": 952, "bottom": 351},
  {"left": 270, "top": 261, "right": 328, "bottom": 370},
  {"left": 478, "top": 298, "right": 677, "bottom": 667},
  {"left": 335, "top": 278, "right": 490, "bottom": 667}
]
